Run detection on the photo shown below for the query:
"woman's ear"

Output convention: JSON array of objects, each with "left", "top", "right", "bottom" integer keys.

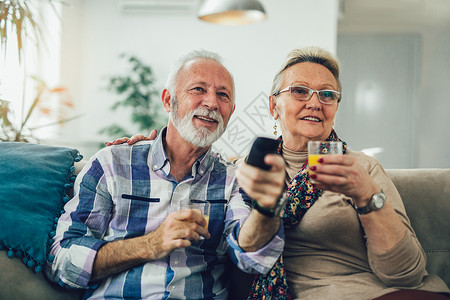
[
  {"left": 332, "top": 103, "right": 339, "bottom": 126},
  {"left": 269, "top": 95, "right": 278, "bottom": 119},
  {"left": 161, "top": 89, "right": 172, "bottom": 113}
]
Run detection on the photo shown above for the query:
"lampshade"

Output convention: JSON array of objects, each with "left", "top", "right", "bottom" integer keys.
[{"left": 197, "top": 0, "right": 267, "bottom": 25}]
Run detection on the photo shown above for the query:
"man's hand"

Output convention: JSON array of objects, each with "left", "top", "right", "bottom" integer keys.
[
  {"left": 92, "top": 208, "right": 210, "bottom": 281},
  {"left": 104, "top": 129, "right": 157, "bottom": 146},
  {"left": 145, "top": 209, "right": 211, "bottom": 260}
]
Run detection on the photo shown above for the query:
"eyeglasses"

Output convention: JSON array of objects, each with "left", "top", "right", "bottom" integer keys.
[{"left": 273, "top": 85, "right": 340, "bottom": 105}]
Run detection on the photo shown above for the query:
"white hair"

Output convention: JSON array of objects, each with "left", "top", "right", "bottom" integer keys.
[{"left": 165, "top": 49, "right": 235, "bottom": 103}]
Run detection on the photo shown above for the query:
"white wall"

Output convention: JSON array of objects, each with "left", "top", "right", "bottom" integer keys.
[
  {"left": 57, "top": 0, "right": 339, "bottom": 159},
  {"left": 416, "top": 26, "right": 450, "bottom": 168},
  {"left": 336, "top": 34, "right": 421, "bottom": 169},
  {"left": 337, "top": 15, "right": 450, "bottom": 168}
]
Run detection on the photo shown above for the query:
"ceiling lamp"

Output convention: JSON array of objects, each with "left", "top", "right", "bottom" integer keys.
[{"left": 197, "top": 0, "right": 267, "bottom": 25}]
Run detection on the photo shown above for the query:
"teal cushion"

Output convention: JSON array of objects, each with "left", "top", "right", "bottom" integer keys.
[{"left": 0, "top": 142, "right": 82, "bottom": 273}]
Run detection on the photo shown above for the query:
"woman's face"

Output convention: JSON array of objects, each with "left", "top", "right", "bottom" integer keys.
[{"left": 270, "top": 62, "right": 339, "bottom": 150}]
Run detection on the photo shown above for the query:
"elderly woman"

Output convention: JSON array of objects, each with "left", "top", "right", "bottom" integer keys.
[
  {"left": 235, "top": 47, "right": 449, "bottom": 300},
  {"left": 108, "top": 47, "right": 449, "bottom": 299}
]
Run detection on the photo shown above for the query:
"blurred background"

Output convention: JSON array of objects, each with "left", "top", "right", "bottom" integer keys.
[{"left": 1, "top": 0, "right": 449, "bottom": 168}]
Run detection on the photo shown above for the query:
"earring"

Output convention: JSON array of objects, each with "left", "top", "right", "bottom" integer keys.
[{"left": 273, "top": 121, "right": 278, "bottom": 136}]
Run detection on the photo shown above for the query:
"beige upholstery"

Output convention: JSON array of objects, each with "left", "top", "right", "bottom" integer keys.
[
  {"left": 386, "top": 169, "right": 450, "bottom": 285},
  {"left": 228, "top": 168, "right": 450, "bottom": 299},
  {"left": 1, "top": 168, "right": 449, "bottom": 299},
  {"left": 0, "top": 256, "right": 81, "bottom": 300}
]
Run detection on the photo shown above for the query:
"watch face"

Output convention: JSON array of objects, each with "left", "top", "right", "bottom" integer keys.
[{"left": 370, "top": 193, "right": 385, "bottom": 210}]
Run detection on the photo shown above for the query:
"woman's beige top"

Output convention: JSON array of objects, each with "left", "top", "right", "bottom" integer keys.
[{"left": 281, "top": 146, "right": 449, "bottom": 299}]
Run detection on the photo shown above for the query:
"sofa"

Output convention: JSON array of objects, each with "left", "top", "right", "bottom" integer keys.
[{"left": 0, "top": 142, "right": 449, "bottom": 300}]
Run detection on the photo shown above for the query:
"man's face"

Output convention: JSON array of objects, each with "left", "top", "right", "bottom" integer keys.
[{"left": 169, "top": 59, "right": 235, "bottom": 147}]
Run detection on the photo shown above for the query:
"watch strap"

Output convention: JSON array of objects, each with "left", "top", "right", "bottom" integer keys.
[
  {"left": 354, "top": 189, "right": 385, "bottom": 215},
  {"left": 355, "top": 205, "right": 372, "bottom": 215},
  {"left": 252, "top": 193, "right": 287, "bottom": 218},
  {"left": 252, "top": 200, "right": 276, "bottom": 217}
]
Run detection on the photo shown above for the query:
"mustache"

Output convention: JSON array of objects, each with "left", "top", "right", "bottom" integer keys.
[{"left": 192, "top": 107, "right": 223, "bottom": 123}]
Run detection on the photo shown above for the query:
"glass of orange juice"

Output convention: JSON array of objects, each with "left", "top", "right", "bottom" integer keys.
[
  {"left": 308, "top": 141, "right": 343, "bottom": 183},
  {"left": 179, "top": 199, "right": 210, "bottom": 239}
]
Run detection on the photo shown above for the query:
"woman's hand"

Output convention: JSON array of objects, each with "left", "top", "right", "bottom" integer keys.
[
  {"left": 236, "top": 154, "right": 286, "bottom": 209},
  {"left": 104, "top": 130, "right": 157, "bottom": 146},
  {"left": 311, "top": 154, "right": 409, "bottom": 255},
  {"left": 236, "top": 154, "right": 285, "bottom": 251},
  {"left": 310, "top": 154, "right": 380, "bottom": 207}
]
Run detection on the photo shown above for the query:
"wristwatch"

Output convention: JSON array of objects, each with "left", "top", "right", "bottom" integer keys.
[
  {"left": 252, "top": 193, "right": 287, "bottom": 218},
  {"left": 355, "top": 189, "right": 386, "bottom": 215}
]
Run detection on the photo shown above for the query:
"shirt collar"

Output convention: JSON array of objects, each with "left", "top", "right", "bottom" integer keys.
[{"left": 150, "top": 127, "right": 169, "bottom": 172}]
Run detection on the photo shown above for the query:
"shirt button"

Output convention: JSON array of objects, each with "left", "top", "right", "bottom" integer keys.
[{"left": 153, "top": 165, "right": 158, "bottom": 170}]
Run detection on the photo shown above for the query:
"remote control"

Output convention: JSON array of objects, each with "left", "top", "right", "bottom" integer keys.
[{"left": 246, "top": 137, "right": 280, "bottom": 170}]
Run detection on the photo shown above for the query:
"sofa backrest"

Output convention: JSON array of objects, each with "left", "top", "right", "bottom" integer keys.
[
  {"left": 228, "top": 168, "right": 450, "bottom": 299},
  {"left": 71, "top": 164, "right": 450, "bottom": 295}
]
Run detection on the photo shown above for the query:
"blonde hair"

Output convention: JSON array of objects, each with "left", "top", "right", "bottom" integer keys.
[{"left": 271, "top": 46, "right": 342, "bottom": 102}]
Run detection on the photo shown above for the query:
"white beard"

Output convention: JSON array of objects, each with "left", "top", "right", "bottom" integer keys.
[{"left": 170, "top": 99, "right": 225, "bottom": 148}]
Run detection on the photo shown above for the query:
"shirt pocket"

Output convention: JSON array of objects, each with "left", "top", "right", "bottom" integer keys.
[
  {"left": 112, "top": 194, "right": 162, "bottom": 237},
  {"left": 121, "top": 194, "right": 160, "bottom": 203}
]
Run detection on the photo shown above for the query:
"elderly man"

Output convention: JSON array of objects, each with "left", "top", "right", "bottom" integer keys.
[{"left": 46, "top": 50, "right": 285, "bottom": 299}]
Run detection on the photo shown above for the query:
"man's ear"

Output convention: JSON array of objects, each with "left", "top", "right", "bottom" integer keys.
[
  {"left": 161, "top": 89, "right": 173, "bottom": 113},
  {"left": 269, "top": 95, "right": 278, "bottom": 119}
]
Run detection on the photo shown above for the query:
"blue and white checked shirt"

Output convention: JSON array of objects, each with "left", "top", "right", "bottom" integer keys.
[{"left": 46, "top": 129, "right": 284, "bottom": 299}]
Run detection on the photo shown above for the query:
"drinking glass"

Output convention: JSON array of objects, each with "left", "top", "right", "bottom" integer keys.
[
  {"left": 308, "top": 141, "right": 343, "bottom": 183},
  {"left": 179, "top": 199, "right": 210, "bottom": 238}
]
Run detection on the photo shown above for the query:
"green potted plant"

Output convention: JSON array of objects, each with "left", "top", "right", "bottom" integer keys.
[{"left": 99, "top": 54, "right": 167, "bottom": 142}]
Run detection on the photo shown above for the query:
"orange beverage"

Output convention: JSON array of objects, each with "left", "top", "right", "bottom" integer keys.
[
  {"left": 191, "top": 208, "right": 209, "bottom": 229},
  {"left": 308, "top": 154, "right": 324, "bottom": 182},
  {"left": 308, "top": 141, "right": 343, "bottom": 183},
  {"left": 203, "top": 215, "right": 209, "bottom": 230},
  {"left": 187, "top": 208, "right": 209, "bottom": 229}
]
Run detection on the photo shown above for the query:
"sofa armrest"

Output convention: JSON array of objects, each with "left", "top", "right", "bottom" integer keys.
[{"left": 386, "top": 168, "right": 450, "bottom": 287}]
